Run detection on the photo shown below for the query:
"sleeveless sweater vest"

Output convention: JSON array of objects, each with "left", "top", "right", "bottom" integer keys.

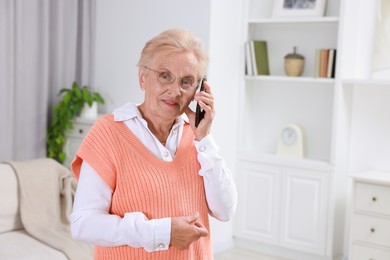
[{"left": 71, "top": 114, "right": 212, "bottom": 260}]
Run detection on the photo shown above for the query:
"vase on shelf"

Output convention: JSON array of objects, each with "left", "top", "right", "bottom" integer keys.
[{"left": 284, "top": 46, "right": 305, "bottom": 77}]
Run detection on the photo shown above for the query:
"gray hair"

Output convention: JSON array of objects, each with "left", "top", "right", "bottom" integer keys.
[{"left": 138, "top": 28, "right": 209, "bottom": 79}]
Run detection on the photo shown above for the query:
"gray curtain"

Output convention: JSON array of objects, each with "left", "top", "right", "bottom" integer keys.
[{"left": 0, "top": 0, "right": 95, "bottom": 161}]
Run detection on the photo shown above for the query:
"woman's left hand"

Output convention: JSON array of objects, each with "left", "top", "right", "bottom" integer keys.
[{"left": 185, "top": 81, "right": 215, "bottom": 141}]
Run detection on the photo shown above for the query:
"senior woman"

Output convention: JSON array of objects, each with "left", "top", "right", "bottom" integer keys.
[{"left": 70, "top": 28, "right": 237, "bottom": 260}]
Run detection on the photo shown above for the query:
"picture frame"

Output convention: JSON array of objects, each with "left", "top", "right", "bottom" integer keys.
[{"left": 272, "top": 0, "right": 327, "bottom": 18}]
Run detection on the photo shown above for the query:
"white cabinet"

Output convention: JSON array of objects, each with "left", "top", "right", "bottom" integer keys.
[
  {"left": 236, "top": 162, "right": 281, "bottom": 245},
  {"left": 349, "top": 172, "right": 390, "bottom": 260},
  {"left": 280, "top": 167, "right": 329, "bottom": 255},
  {"left": 64, "top": 116, "right": 99, "bottom": 168},
  {"left": 235, "top": 156, "right": 332, "bottom": 259}
]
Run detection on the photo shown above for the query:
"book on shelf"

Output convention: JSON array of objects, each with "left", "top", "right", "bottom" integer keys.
[
  {"left": 314, "top": 49, "right": 321, "bottom": 77},
  {"left": 315, "top": 48, "right": 337, "bottom": 78},
  {"left": 253, "top": 40, "right": 270, "bottom": 76},
  {"left": 245, "top": 40, "right": 270, "bottom": 76},
  {"left": 320, "top": 49, "right": 329, "bottom": 78},
  {"left": 327, "top": 49, "right": 335, "bottom": 78},
  {"left": 330, "top": 49, "right": 337, "bottom": 78},
  {"left": 250, "top": 41, "right": 257, "bottom": 75},
  {"left": 245, "top": 42, "right": 254, "bottom": 76}
]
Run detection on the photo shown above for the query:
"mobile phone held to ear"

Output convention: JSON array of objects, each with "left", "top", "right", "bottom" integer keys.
[{"left": 195, "top": 77, "right": 207, "bottom": 127}]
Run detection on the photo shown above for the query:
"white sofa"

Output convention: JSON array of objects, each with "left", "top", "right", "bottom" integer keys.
[
  {"left": 0, "top": 160, "right": 92, "bottom": 260},
  {"left": 0, "top": 163, "right": 68, "bottom": 259}
]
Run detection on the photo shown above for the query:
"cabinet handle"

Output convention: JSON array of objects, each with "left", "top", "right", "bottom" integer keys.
[
  {"left": 370, "top": 227, "right": 375, "bottom": 233},
  {"left": 79, "top": 129, "right": 84, "bottom": 134},
  {"left": 372, "top": 196, "right": 377, "bottom": 202}
]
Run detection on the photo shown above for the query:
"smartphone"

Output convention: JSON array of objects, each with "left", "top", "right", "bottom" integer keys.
[{"left": 195, "top": 77, "right": 207, "bottom": 127}]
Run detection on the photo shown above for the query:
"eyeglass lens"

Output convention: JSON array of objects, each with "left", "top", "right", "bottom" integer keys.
[{"left": 144, "top": 66, "right": 197, "bottom": 90}]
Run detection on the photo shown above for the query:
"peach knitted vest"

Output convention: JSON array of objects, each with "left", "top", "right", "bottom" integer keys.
[{"left": 72, "top": 114, "right": 212, "bottom": 260}]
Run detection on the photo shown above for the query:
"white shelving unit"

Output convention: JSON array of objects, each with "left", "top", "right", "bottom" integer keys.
[
  {"left": 338, "top": 1, "right": 390, "bottom": 256},
  {"left": 234, "top": 0, "right": 345, "bottom": 259},
  {"left": 234, "top": 0, "right": 390, "bottom": 259}
]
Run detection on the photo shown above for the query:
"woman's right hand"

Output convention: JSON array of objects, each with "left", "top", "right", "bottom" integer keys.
[{"left": 170, "top": 212, "right": 208, "bottom": 249}]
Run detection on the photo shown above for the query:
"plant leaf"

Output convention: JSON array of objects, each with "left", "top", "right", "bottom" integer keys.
[
  {"left": 59, "top": 88, "right": 70, "bottom": 96},
  {"left": 93, "top": 92, "right": 105, "bottom": 104},
  {"left": 58, "top": 152, "right": 66, "bottom": 164}
]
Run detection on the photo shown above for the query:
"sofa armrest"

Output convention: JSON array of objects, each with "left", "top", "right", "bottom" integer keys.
[{"left": 0, "top": 164, "right": 22, "bottom": 233}]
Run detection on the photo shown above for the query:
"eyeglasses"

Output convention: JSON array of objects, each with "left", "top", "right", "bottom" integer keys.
[{"left": 142, "top": 65, "right": 199, "bottom": 91}]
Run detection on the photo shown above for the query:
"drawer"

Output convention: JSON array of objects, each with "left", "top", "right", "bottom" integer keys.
[
  {"left": 355, "top": 182, "right": 390, "bottom": 216},
  {"left": 66, "top": 123, "right": 92, "bottom": 138},
  {"left": 351, "top": 244, "right": 390, "bottom": 260},
  {"left": 351, "top": 214, "right": 390, "bottom": 248}
]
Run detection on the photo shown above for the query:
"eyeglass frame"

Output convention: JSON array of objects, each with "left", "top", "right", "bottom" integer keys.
[{"left": 142, "top": 65, "right": 203, "bottom": 92}]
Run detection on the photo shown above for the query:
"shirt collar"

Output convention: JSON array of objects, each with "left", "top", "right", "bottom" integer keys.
[{"left": 113, "top": 102, "right": 141, "bottom": 121}]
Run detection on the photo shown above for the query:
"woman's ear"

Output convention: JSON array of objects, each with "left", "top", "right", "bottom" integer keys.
[{"left": 139, "top": 68, "right": 146, "bottom": 91}]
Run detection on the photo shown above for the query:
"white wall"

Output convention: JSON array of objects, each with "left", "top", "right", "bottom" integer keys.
[
  {"left": 93, "top": 0, "right": 210, "bottom": 112},
  {"left": 92, "top": 0, "right": 242, "bottom": 252},
  {"left": 207, "top": 0, "right": 243, "bottom": 252}
]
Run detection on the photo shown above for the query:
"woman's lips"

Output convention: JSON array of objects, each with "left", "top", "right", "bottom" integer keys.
[{"left": 162, "top": 99, "right": 178, "bottom": 107}]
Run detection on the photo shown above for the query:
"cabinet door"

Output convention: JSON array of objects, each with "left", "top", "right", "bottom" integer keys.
[
  {"left": 280, "top": 167, "right": 329, "bottom": 255},
  {"left": 235, "top": 162, "right": 281, "bottom": 245}
]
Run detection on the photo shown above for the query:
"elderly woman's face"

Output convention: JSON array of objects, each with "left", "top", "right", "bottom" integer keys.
[{"left": 140, "top": 50, "right": 199, "bottom": 121}]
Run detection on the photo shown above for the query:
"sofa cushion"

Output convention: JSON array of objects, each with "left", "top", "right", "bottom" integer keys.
[
  {"left": 0, "top": 230, "right": 67, "bottom": 259},
  {"left": 0, "top": 164, "right": 22, "bottom": 233}
]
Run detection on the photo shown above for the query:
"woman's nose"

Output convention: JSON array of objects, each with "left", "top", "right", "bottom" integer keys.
[{"left": 166, "top": 80, "right": 182, "bottom": 95}]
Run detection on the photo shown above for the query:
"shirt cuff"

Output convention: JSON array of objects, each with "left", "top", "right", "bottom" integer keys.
[
  {"left": 150, "top": 217, "right": 171, "bottom": 251},
  {"left": 194, "top": 134, "right": 221, "bottom": 172},
  {"left": 194, "top": 134, "right": 219, "bottom": 154}
]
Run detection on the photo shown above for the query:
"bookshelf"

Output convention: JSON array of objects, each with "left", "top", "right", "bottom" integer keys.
[
  {"left": 239, "top": 0, "right": 341, "bottom": 162},
  {"left": 235, "top": 0, "right": 390, "bottom": 259},
  {"left": 234, "top": 0, "right": 344, "bottom": 259}
]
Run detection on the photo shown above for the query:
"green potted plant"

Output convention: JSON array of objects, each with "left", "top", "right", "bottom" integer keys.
[{"left": 47, "top": 81, "right": 105, "bottom": 163}]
